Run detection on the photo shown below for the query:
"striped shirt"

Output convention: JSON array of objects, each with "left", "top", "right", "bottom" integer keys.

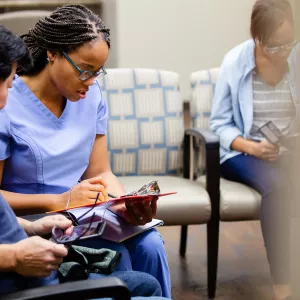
[{"left": 250, "top": 69, "right": 296, "bottom": 140}]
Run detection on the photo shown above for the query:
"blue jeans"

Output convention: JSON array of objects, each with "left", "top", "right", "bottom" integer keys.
[
  {"left": 221, "top": 154, "right": 291, "bottom": 284},
  {"left": 0, "top": 270, "right": 169, "bottom": 300},
  {"left": 78, "top": 229, "right": 171, "bottom": 298}
]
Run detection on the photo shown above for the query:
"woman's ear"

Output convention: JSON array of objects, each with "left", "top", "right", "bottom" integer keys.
[{"left": 47, "top": 50, "right": 57, "bottom": 62}]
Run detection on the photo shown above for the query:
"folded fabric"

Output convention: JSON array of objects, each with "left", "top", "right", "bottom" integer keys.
[{"left": 58, "top": 245, "right": 121, "bottom": 282}]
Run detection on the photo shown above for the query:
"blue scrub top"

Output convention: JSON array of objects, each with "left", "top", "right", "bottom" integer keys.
[{"left": 0, "top": 76, "right": 108, "bottom": 194}]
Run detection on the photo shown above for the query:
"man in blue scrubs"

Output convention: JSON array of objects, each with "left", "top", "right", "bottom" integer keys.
[{"left": 0, "top": 25, "right": 168, "bottom": 300}]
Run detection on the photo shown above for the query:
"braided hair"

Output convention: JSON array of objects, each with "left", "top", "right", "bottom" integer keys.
[{"left": 18, "top": 4, "right": 110, "bottom": 76}]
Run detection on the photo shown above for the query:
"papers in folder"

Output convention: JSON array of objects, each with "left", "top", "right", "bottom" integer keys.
[{"left": 61, "top": 206, "right": 164, "bottom": 243}]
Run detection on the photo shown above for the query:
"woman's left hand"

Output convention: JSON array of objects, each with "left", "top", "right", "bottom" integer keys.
[{"left": 113, "top": 196, "right": 158, "bottom": 226}]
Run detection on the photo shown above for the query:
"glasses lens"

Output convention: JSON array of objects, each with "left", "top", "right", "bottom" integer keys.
[
  {"left": 79, "top": 71, "right": 93, "bottom": 81},
  {"left": 96, "top": 73, "right": 105, "bottom": 79},
  {"left": 52, "top": 226, "right": 63, "bottom": 242},
  {"left": 265, "top": 41, "right": 297, "bottom": 54}
]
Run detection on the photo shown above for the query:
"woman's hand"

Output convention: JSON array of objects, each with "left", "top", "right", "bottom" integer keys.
[
  {"left": 55, "top": 176, "right": 108, "bottom": 210},
  {"left": 111, "top": 196, "right": 158, "bottom": 226},
  {"left": 249, "top": 140, "right": 279, "bottom": 161}
]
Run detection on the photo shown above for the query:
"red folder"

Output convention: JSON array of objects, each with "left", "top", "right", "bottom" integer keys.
[{"left": 48, "top": 192, "right": 177, "bottom": 213}]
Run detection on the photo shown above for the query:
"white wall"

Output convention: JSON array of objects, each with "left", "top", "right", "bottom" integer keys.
[
  {"left": 290, "top": 0, "right": 300, "bottom": 40},
  {"left": 114, "top": 0, "right": 256, "bottom": 99}
]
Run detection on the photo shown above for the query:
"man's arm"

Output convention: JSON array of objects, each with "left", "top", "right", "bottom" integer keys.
[{"left": 17, "top": 217, "right": 33, "bottom": 236}]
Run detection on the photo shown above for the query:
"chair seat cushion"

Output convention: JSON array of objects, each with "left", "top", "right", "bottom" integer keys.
[
  {"left": 117, "top": 176, "right": 211, "bottom": 225},
  {"left": 197, "top": 176, "right": 261, "bottom": 221}
]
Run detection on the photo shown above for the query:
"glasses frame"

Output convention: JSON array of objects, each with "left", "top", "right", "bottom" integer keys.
[
  {"left": 263, "top": 40, "right": 298, "bottom": 54},
  {"left": 62, "top": 52, "right": 107, "bottom": 81},
  {"left": 52, "top": 192, "right": 108, "bottom": 245}
]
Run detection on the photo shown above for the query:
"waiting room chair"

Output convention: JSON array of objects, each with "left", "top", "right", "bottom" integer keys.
[
  {"left": 0, "top": 10, "right": 50, "bottom": 36},
  {"left": 0, "top": 276, "right": 130, "bottom": 300},
  {"left": 189, "top": 68, "right": 262, "bottom": 297},
  {"left": 97, "top": 68, "right": 220, "bottom": 298}
]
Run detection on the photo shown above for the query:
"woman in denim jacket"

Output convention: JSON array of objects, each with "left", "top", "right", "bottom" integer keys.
[{"left": 210, "top": 0, "right": 299, "bottom": 299}]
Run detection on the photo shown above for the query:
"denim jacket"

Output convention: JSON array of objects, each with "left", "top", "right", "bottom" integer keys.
[{"left": 210, "top": 39, "right": 300, "bottom": 164}]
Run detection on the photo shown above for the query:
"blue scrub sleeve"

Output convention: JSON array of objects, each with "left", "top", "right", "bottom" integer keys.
[
  {"left": 0, "top": 110, "right": 11, "bottom": 160},
  {"left": 95, "top": 82, "right": 109, "bottom": 135}
]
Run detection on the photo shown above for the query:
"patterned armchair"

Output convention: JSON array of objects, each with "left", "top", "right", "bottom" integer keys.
[
  {"left": 98, "top": 68, "right": 220, "bottom": 298},
  {"left": 190, "top": 68, "right": 262, "bottom": 296}
]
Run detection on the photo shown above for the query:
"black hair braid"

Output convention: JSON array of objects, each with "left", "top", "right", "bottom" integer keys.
[{"left": 18, "top": 4, "right": 110, "bottom": 76}]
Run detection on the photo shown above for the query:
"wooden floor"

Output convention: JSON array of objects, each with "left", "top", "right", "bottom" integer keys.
[{"left": 158, "top": 221, "right": 273, "bottom": 300}]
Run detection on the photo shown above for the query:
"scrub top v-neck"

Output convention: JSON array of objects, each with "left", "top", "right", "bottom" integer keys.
[{"left": 0, "top": 75, "right": 108, "bottom": 194}]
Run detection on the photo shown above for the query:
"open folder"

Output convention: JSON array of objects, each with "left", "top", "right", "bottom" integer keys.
[
  {"left": 49, "top": 192, "right": 176, "bottom": 213},
  {"left": 59, "top": 205, "right": 164, "bottom": 243}
]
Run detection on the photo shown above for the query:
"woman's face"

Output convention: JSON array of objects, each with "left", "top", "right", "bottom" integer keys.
[
  {"left": 48, "top": 35, "right": 109, "bottom": 102},
  {"left": 262, "top": 20, "right": 295, "bottom": 65}
]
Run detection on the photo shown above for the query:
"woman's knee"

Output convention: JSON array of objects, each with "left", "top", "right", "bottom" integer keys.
[{"left": 126, "top": 229, "right": 166, "bottom": 257}]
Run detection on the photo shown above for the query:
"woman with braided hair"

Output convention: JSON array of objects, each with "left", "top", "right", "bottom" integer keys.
[{"left": 0, "top": 4, "right": 171, "bottom": 298}]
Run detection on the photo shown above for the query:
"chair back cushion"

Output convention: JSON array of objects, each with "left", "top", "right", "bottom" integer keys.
[
  {"left": 98, "top": 69, "right": 184, "bottom": 176},
  {"left": 190, "top": 68, "right": 220, "bottom": 129}
]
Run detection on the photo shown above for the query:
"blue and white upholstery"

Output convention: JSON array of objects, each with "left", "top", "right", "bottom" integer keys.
[
  {"left": 190, "top": 68, "right": 219, "bottom": 130},
  {"left": 98, "top": 69, "right": 211, "bottom": 225},
  {"left": 100, "top": 68, "right": 183, "bottom": 176},
  {"left": 190, "top": 68, "right": 261, "bottom": 221}
]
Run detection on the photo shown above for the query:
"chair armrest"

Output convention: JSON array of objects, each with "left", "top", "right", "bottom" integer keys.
[
  {"left": 21, "top": 213, "right": 55, "bottom": 222},
  {"left": 0, "top": 277, "right": 130, "bottom": 300},
  {"left": 183, "top": 127, "right": 220, "bottom": 221},
  {"left": 185, "top": 128, "right": 219, "bottom": 149},
  {"left": 19, "top": 213, "right": 59, "bottom": 222}
]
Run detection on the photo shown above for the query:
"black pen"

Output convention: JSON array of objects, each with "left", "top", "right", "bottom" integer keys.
[{"left": 108, "top": 193, "right": 117, "bottom": 199}]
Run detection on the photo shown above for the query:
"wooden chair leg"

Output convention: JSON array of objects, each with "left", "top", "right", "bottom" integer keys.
[
  {"left": 207, "top": 219, "right": 220, "bottom": 299},
  {"left": 180, "top": 225, "right": 188, "bottom": 257}
]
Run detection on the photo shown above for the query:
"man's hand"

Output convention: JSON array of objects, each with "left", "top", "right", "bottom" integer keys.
[
  {"left": 12, "top": 236, "right": 68, "bottom": 277},
  {"left": 27, "top": 215, "right": 73, "bottom": 237}
]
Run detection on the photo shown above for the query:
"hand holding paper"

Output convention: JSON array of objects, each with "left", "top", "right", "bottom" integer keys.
[
  {"left": 108, "top": 181, "right": 167, "bottom": 225},
  {"left": 113, "top": 195, "right": 158, "bottom": 226}
]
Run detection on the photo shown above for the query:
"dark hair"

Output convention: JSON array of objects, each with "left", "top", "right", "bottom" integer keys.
[
  {"left": 0, "top": 25, "right": 31, "bottom": 81},
  {"left": 250, "top": 0, "right": 294, "bottom": 44},
  {"left": 18, "top": 4, "right": 110, "bottom": 76}
]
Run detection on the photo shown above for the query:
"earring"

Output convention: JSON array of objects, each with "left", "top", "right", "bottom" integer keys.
[{"left": 47, "top": 57, "right": 50, "bottom": 62}]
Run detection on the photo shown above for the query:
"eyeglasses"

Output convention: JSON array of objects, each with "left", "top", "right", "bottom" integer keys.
[
  {"left": 51, "top": 192, "right": 108, "bottom": 244},
  {"left": 263, "top": 40, "right": 298, "bottom": 54},
  {"left": 62, "top": 52, "right": 107, "bottom": 81}
]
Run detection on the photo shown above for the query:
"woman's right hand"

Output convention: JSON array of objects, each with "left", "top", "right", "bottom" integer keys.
[
  {"left": 56, "top": 176, "right": 108, "bottom": 210},
  {"left": 249, "top": 140, "right": 279, "bottom": 161}
]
